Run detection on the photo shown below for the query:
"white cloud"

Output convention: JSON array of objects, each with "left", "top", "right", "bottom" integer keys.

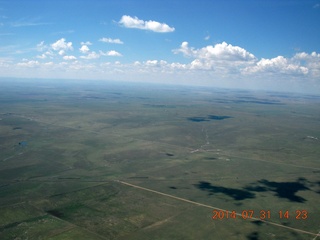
[
  {"left": 172, "top": 41, "right": 319, "bottom": 84},
  {"left": 243, "top": 54, "right": 314, "bottom": 76},
  {"left": 145, "top": 60, "right": 159, "bottom": 66},
  {"left": 44, "top": 62, "right": 54, "bottom": 66},
  {"left": 63, "top": 55, "right": 77, "bottom": 60},
  {"left": 3, "top": 37, "right": 320, "bottom": 94},
  {"left": 248, "top": 57, "right": 297, "bottom": 73},
  {"left": 58, "top": 50, "right": 65, "bottom": 56},
  {"left": 174, "top": 41, "right": 256, "bottom": 71},
  {"left": 99, "top": 37, "right": 124, "bottom": 44},
  {"left": 119, "top": 15, "right": 175, "bottom": 33},
  {"left": 36, "top": 53, "right": 47, "bottom": 59},
  {"left": 80, "top": 41, "right": 92, "bottom": 46},
  {"left": 199, "top": 42, "right": 255, "bottom": 61},
  {"left": 79, "top": 45, "right": 90, "bottom": 54},
  {"left": 17, "top": 60, "right": 40, "bottom": 67},
  {"left": 293, "top": 51, "right": 320, "bottom": 77},
  {"left": 51, "top": 38, "right": 73, "bottom": 52},
  {"left": 37, "top": 41, "right": 47, "bottom": 52},
  {"left": 80, "top": 51, "right": 100, "bottom": 59},
  {"left": 173, "top": 41, "right": 196, "bottom": 57},
  {"left": 145, "top": 60, "right": 168, "bottom": 67},
  {"left": 169, "top": 62, "right": 187, "bottom": 70},
  {"left": 99, "top": 50, "right": 122, "bottom": 57}
]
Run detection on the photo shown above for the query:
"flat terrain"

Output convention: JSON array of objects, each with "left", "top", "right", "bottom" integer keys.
[{"left": 0, "top": 78, "right": 319, "bottom": 239}]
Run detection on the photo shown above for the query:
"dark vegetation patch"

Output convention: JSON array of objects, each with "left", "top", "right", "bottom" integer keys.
[
  {"left": 194, "top": 181, "right": 255, "bottom": 201},
  {"left": 57, "top": 177, "right": 81, "bottom": 180},
  {"left": 234, "top": 96, "right": 283, "bottom": 104},
  {"left": 18, "top": 141, "right": 27, "bottom": 147},
  {"left": 245, "top": 178, "right": 310, "bottom": 203},
  {"left": 207, "top": 115, "right": 232, "bottom": 120},
  {"left": 82, "top": 96, "right": 107, "bottom": 100},
  {"left": 135, "top": 97, "right": 150, "bottom": 100},
  {"left": 46, "top": 203, "right": 97, "bottom": 220},
  {"left": 110, "top": 92, "right": 122, "bottom": 95},
  {"left": 214, "top": 99, "right": 283, "bottom": 105},
  {"left": 315, "top": 181, "right": 320, "bottom": 194},
  {"left": 187, "top": 117, "right": 209, "bottom": 122},
  {"left": 247, "top": 231, "right": 259, "bottom": 240},
  {"left": 269, "top": 93, "right": 320, "bottom": 100},
  {"left": 47, "top": 209, "right": 64, "bottom": 218},
  {"left": 187, "top": 115, "right": 232, "bottom": 122},
  {"left": 251, "top": 220, "right": 264, "bottom": 226},
  {"left": 143, "top": 104, "right": 176, "bottom": 108},
  {"left": 128, "top": 176, "right": 149, "bottom": 179},
  {"left": 0, "top": 216, "right": 48, "bottom": 231},
  {"left": 235, "top": 100, "right": 282, "bottom": 105},
  {"left": 204, "top": 157, "right": 218, "bottom": 160},
  {"left": 73, "top": 159, "right": 93, "bottom": 169}
]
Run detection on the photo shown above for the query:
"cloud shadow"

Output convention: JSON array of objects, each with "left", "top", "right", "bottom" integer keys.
[
  {"left": 194, "top": 181, "right": 255, "bottom": 201},
  {"left": 245, "top": 178, "right": 310, "bottom": 203}
]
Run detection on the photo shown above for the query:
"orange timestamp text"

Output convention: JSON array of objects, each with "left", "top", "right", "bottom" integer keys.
[{"left": 212, "top": 209, "right": 308, "bottom": 220}]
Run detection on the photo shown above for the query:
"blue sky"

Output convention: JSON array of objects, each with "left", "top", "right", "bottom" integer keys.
[{"left": 0, "top": 0, "right": 320, "bottom": 93}]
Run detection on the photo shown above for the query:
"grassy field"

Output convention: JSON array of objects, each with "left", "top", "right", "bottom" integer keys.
[{"left": 0, "top": 78, "right": 319, "bottom": 239}]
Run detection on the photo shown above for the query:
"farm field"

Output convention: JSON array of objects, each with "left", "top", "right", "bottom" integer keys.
[{"left": 0, "top": 78, "right": 319, "bottom": 239}]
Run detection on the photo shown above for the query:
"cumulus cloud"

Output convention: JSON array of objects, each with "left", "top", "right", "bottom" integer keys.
[
  {"left": 172, "top": 41, "right": 319, "bottom": 81},
  {"left": 58, "top": 50, "right": 65, "bottom": 56},
  {"left": 174, "top": 41, "right": 256, "bottom": 71},
  {"left": 99, "top": 50, "right": 122, "bottom": 57},
  {"left": 17, "top": 60, "right": 40, "bottom": 67},
  {"left": 173, "top": 42, "right": 195, "bottom": 57},
  {"left": 99, "top": 37, "right": 124, "bottom": 44},
  {"left": 37, "top": 41, "right": 47, "bottom": 52},
  {"left": 175, "top": 41, "right": 255, "bottom": 61},
  {"left": 63, "top": 55, "right": 77, "bottom": 60},
  {"left": 80, "top": 41, "right": 92, "bottom": 46},
  {"left": 80, "top": 51, "right": 100, "bottom": 59},
  {"left": 243, "top": 56, "right": 308, "bottom": 75},
  {"left": 7, "top": 36, "right": 320, "bottom": 94},
  {"left": 119, "top": 15, "right": 175, "bottom": 33},
  {"left": 145, "top": 60, "right": 168, "bottom": 67},
  {"left": 243, "top": 51, "right": 320, "bottom": 77},
  {"left": 293, "top": 51, "right": 320, "bottom": 77},
  {"left": 36, "top": 53, "right": 47, "bottom": 59},
  {"left": 51, "top": 38, "right": 73, "bottom": 52},
  {"left": 79, "top": 45, "right": 90, "bottom": 54}
]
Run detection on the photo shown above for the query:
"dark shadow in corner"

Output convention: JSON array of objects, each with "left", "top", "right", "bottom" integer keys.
[{"left": 194, "top": 181, "right": 255, "bottom": 201}]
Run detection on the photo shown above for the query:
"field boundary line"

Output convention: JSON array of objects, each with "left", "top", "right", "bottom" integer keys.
[{"left": 116, "top": 180, "right": 319, "bottom": 237}]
